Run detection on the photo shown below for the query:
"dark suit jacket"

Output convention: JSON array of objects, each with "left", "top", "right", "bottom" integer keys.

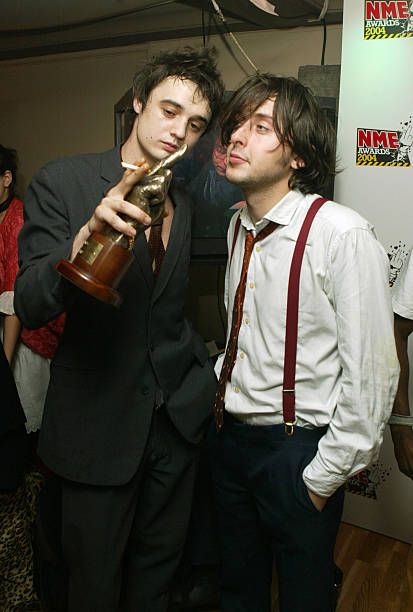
[{"left": 15, "top": 146, "right": 217, "bottom": 486}]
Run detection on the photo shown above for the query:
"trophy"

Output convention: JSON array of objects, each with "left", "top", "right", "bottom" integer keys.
[{"left": 56, "top": 144, "right": 187, "bottom": 307}]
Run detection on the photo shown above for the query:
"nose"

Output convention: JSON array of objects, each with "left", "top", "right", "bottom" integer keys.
[
  {"left": 170, "top": 117, "right": 187, "bottom": 142},
  {"left": 230, "top": 120, "right": 249, "bottom": 146}
]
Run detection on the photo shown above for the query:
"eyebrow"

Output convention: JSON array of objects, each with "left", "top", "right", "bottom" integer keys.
[
  {"left": 160, "top": 98, "right": 209, "bottom": 125},
  {"left": 253, "top": 112, "right": 273, "bottom": 121}
]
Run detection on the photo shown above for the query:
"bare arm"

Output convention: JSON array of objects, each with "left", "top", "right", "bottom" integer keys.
[
  {"left": 391, "top": 313, "right": 413, "bottom": 479},
  {"left": 3, "top": 313, "right": 21, "bottom": 364}
]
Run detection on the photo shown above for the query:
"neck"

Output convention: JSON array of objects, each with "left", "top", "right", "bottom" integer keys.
[
  {"left": 120, "top": 118, "right": 146, "bottom": 165},
  {"left": 244, "top": 179, "right": 290, "bottom": 224}
]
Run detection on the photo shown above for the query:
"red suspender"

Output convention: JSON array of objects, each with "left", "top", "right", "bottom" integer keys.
[
  {"left": 228, "top": 197, "right": 328, "bottom": 435},
  {"left": 229, "top": 215, "right": 241, "bottom": 266},
  {"left": 282, "top": 197, "right": 327, "bottom": 434}
]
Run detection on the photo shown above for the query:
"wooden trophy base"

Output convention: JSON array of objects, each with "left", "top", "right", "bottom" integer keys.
[{"left": 56, "top": 231, "right": 134, "bottom": 307}]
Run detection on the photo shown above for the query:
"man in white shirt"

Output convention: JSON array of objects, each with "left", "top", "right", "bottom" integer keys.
[
  {"left": 208, "top": 74, "right": 399, "bottom": 612},
  {"left": 390, "top": 249, "right": 413, "bottom": 479},
  {"left": 390, "top": 251, "right": 413, "bottom": 603}
]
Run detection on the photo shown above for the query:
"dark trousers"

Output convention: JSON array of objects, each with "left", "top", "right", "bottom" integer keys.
[
  {"left": 61, "top": 408, "right": 199, "bottom": 612},
  {"left": 208, "top": 416, "right": 344, "bottom": 612}
]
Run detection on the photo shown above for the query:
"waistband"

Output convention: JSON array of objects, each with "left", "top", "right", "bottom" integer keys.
[{"left": 224, "top": 412, "right": 328, "bottom": 443}]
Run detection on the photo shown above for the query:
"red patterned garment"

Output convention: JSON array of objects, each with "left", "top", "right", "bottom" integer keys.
[{"left": 0, "top": 197, "right": 65, "bottom": 359}]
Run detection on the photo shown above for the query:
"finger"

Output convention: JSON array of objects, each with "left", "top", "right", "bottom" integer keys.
[
  {"left": 94, "top": 197, "right": 152, "bottom": 230},
  {"left": 92, "top": 197, "right": 152, "bottom": 236},
  {"left": 109, "top": 159, "right": 150, "bottom": 197}
]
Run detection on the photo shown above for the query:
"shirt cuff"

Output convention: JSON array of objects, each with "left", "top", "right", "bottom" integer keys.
[
  {"left": 0, "top": 291, "right": 15, "bottom": 315},
  {"left": 393, "top": 297, "right": 413, "bottom": 320},
  {"left": 302, "top": 454, "right": 347, "bottom": 498}
]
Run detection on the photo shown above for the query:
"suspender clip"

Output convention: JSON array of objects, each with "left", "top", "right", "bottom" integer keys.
[{"left": 284, "top": 420, "right": 296, "bottom": 436}]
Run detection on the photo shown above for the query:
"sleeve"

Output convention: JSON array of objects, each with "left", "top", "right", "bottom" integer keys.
[
  {"left": 0, "top": 201, "right": 23, "bottom": 315},
  {"left": 14, "top": 164, "right": 76, "bottom": 329},
  {"left": 3, "top": 202, "right": 23, "bottom": 292},
  {"left": 302, "top": 228, "right": 400, "bottom": 497},
  {"left": 392, "top": 248, "right": 413, "bottom": 320}
]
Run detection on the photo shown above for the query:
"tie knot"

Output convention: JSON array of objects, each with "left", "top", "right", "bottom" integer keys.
[{"left": 245, "top": 221, "right": 277, "bottom": 252}]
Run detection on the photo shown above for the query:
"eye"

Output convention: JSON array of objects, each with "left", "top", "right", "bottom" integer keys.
[
  {"left": 256, "top": 124, "right": 270, "bottom": 133},
  {"left": 162, "top": 108, "right": 176, "bottom": 118},
  {"left": 190, "top": 122, "right": 203, "bottom": 133}
]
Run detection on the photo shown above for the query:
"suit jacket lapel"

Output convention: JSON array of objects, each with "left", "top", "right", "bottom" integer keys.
[
  {"left": 100, "top": 145, "right": 123, "bottom": 192},
  {"left": 152, "top": 185, "right": 190, "bottom": 304}
]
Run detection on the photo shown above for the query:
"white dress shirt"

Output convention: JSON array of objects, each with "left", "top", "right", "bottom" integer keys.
[
  {"left": 393, "top": 249, "right": 413, "bottom": 319},
  {"left": 215, "top": 190, "right": 400, "bottom": 497}
]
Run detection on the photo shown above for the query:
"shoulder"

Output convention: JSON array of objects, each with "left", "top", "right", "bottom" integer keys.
[
  {"left": 393, "top": 250, "right": 413, "bottom": 318},
  {"left": 301, "top": 195, "right": 387, "bottom": 265},
  {"left": 2, "top": 197, "right": 24, "bottom": 231},
  {"left": 228, "top": 209, "right": 242, "bottom": 233},
  {"left": 33, "top": 148, "right": 116, "bottom": 182},
  {"left": 314, "top": 197, "right": 373, "bottom": 236},
  {"left": 9, "top": 197, "right": 24, "bottom": 217}
]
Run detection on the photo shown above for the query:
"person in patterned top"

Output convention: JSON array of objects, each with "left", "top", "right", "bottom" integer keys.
[{"left": 0, "top": 144, "right": 65, "bottom": 433}]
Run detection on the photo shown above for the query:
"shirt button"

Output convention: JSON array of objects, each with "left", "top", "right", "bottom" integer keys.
[
  {"left": 249, "top": 281, "right": 255, "bottom": 289},
  {"left": 239, "top": 351, "right": 245, "bottom": 359},
  {"left": 233, "top": 386, "right": 239, "bottom": 393},
  {"left": 244, "top": 317, "right": 250, "bottom": 325},
  {"left": 255, "top": 245, "right": 261, "bottom": 252}
]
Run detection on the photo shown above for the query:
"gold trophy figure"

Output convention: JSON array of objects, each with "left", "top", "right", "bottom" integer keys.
[{"left": 56, "top": 144, "right": 187, "bottom": 306}]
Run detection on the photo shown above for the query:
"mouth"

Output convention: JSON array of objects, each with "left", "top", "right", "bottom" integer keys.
[
  {"left": 228, "top": 150, "right": 248, "bottom": 165},
  {"left": 161, "top": 141, "right": 178, "bottom": 153}
]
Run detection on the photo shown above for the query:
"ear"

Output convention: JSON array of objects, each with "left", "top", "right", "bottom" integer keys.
[
  {"left": 1, "top": 170, "right": 12, "bottom": 188},
  {"left": 133, "top": 98, "right": 142, "bottom": 115},
  {"left": 291, "top": 155, "right": 305, "bottom": 170}
]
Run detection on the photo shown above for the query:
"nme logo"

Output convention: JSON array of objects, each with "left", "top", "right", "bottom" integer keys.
[
  {"left": 358, "top": 129, "right": 399, "bottom": 149},
  {"left": 365, "top": 1, "right": 410, "bottom": 19},
  {"left": 364, "top": 0, "right": 413, "bottom": 38},
  {"left": 356, "top": 125, "right": 412, "bottom": 167}
]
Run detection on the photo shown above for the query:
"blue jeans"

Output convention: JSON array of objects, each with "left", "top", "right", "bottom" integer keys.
[{"left": 208, "top": 415, "right": 344, "bottom": 612}]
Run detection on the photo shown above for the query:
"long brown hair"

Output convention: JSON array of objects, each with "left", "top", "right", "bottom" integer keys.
[{"left": 221, "top": 74, "right": 336, "bottom": 194}]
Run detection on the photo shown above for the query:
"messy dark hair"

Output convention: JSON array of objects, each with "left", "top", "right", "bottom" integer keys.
[
  {"left": 0, "top": 144, "right": 18, "bottom": 197},
  {"left": 132, "top": 46, "right": 224, "bottom": 132},
  {"left": 221, "top": 74, "right": 336, "bottom": 194}
]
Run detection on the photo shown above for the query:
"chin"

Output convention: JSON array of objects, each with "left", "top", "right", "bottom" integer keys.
[{"left": 226, "top": 169, "right": 247, "bottom": 185}]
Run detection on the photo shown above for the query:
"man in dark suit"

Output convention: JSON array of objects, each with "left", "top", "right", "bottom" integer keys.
[{"left": 14, "top": 47, "right": 223, "bottom": 612}]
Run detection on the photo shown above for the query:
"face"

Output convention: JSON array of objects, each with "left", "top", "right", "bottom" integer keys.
[
  {"left": 226, "top": 98, "right": 300, "bottom": 192},
  {"left": 133, "top": 77, "right": 211, "bottom": 165},
  {"left": 0, "top": 170, "right": 12, "bottom": 205}
]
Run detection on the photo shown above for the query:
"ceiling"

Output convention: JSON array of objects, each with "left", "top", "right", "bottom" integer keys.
[{"left": 0, "top": 0, "right": 343, "bottom": 61}]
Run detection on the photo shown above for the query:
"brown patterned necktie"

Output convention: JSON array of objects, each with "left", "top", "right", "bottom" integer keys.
[
  {"left": 214, "top": 221, "right": 278, "bottom": 430},
  {"left": 148, "top": 220, "right": 165, "bottom": 276}
]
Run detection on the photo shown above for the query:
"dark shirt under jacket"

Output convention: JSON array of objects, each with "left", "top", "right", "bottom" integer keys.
[{"left": 14, "top": 146, "right": 217, "bottom": 486}]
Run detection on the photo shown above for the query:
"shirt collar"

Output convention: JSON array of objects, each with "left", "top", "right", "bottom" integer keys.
[{"left": 239, "top": 190, "right": 305, "bottom": 234}]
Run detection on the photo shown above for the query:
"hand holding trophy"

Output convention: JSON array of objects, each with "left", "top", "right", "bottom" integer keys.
[{"left": 56, "top": 144, "right": 187, "bottom": 306}]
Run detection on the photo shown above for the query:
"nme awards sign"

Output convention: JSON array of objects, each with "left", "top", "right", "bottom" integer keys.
[
  {"left": 364, "top": 0, "right": 413, "bottom": 38},
  {"left": 356, "top": 116, "right": 413, "bottom": 166},
  {"left": 337, "top": 0, "right": 413, "bottom": 544}
]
